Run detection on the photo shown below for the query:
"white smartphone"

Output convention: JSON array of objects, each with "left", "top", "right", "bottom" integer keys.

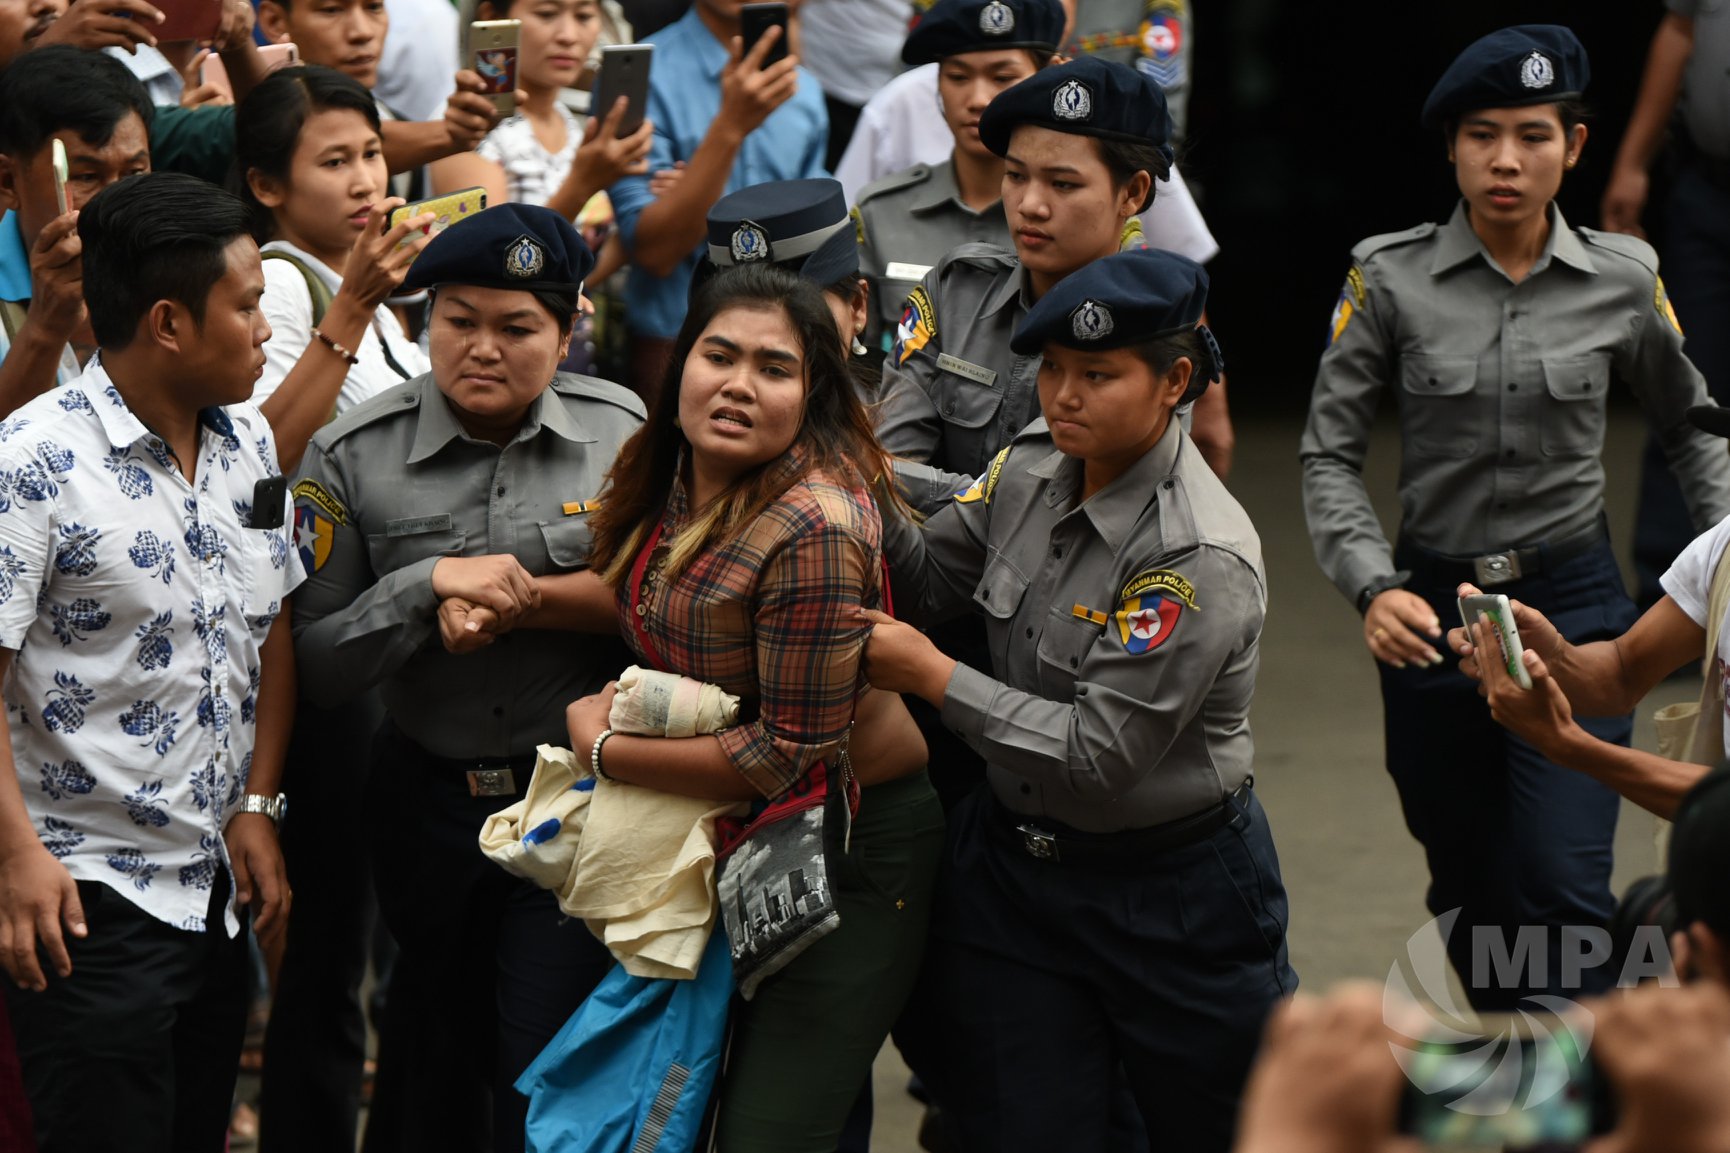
[
  {"left": 1458, "top": 593, "right": 1533, "bottom": 690},
  {"left": 51, "top": 139, "right": 68, "bottom": 216}
]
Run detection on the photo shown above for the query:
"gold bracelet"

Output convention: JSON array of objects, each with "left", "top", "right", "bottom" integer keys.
[{"left": 311, "top": 326, "right": 359, "bottom": 366}]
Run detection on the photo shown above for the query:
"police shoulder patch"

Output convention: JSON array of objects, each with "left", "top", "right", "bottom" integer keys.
[
  {"left": 1113, "top": 568, "right": 1197, "bottom": 655},
  {"left": 294, "top": 506, "right": 337, "bottom": 574},
  {"left": 892, "top": 286, "right": 937, "bottom": 366},
  {"left": 291, "top": 478, "right": 349, "bottom": 527},
  {"left": 1328, "top": 265, "right": 1367, "bottom": 345},
  {"left": 1655, "top": 275, "right": 1684, "bottom": 336}
]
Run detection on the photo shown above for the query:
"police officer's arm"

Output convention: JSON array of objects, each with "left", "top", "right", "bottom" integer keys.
[
  {"left": 568, "top": 521, "right": 874, "bottom": 802},
  {"left": 289, "top": 442, "right": 536, "bottom": 705},
  {"left": 876, "top": 274, "right": 979, "bottom": 512},
  {"left": 876, "top": 463, "right": 995, "bottom": 625},
  {"left": 935, "top": 546, "right": 1263, "bottom": 800},
  {"left": 1620, "top": 275, "right": 1730, "bottom": 530}
]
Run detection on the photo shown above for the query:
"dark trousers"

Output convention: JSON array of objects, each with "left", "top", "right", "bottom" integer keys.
[
  {"left": 1383, "top": 539, "right": 1632, "bottom": 1010},
  {"left": 260, "top": 694, "right": 385, "bottom": 1153},
  {"left": 5, "top": 876, "right": 248, "bottom": 1153},
  {"left": 360, "top": 725, "right": 614, "bottom": 1153},
  {"left": 915, "top": 787, "right": 1294, "bottom": 1153},
  {"left": 1633, "top": 161, "right": 1730, "bottom": 606}
]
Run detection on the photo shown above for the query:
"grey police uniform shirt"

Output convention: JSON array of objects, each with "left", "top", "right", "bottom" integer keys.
[
  {"left": 854, "top": 160, "right": 1014, "bottom": 351},
  {"left": 1671, "top": 0, "right": 1730, "bottom": 159},
  {"left": 289, "top": 372, "right": 645, "bottom": 759},
  {"left": 1069, "top": 0, "right": 1192, "bottom": 136},
  {"left": 883, "top": 415, "right": 1261, "bottom": 832},
  {"left": 1300, "top": 200, "right": 1730, "bottom": 606}
]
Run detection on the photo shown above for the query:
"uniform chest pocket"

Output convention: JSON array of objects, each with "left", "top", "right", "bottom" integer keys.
[
  {"left": 365, "top": 525, "right": 468, "bottom": 577},
  {"left": 973, "top": 552, "right": 1029, "bottom": 620},
  {"left": 539, "top": 519, "right": 593, "bottom": 572},
  {"left": 928, "top": 361, "right": 1003, "bottom": 431},
  {"left": 1035, "top": 608, "right": 1098, "bottom": 699},
  {"left": 1540, "top": 353, "right": 1612, "bottom": 457},
  {"left": 1397, "top": 354, "right": 1480, "bottom": 459}
]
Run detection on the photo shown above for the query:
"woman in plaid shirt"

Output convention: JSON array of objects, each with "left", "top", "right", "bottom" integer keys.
[{"left": 537, "top": 263, "right": 943, "bottom": 1150}]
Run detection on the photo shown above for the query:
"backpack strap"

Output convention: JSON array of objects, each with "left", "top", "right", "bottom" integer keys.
[{"left": 262, "top": 250, "right": 332, "bottom": 328}]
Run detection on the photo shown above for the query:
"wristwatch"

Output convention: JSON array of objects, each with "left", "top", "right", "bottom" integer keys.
[
  {"left": 235, "top": 792, "right": 288, "bottom": 827},
  {"left": 1356, "top": 570, "right": 1413, "bottom": 615}
]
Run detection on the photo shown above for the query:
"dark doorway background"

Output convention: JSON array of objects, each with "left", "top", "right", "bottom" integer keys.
[{"left": 1185, "top": 2, "right": 1669, "bottom": 414}]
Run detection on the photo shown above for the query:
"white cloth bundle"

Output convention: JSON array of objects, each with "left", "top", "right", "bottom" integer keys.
[{"left": 608, "top": 665, "right": 739, "bottom": 738}]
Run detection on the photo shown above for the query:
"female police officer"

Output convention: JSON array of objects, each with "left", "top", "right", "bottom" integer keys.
[
  {"left": 1300, "top": 25, "right": 1730, "bottom": 1010},
  {"left": 288, "top": 203, "right": 644, "bottom": 1152},
  {"left": 860, "top": 247, "right": 1294, "bottom": 1153}
]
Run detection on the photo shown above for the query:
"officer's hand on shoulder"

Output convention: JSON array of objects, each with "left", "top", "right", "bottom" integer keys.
[{"left": 1364, "top": 590, "right": 1443, "bottom": 670}]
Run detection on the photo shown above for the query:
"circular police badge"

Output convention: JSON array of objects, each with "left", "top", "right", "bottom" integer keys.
[
  {"left": 1519, "top": 51, "right": 1554, "bottom": 90},
  {"left": 505, "top": 235, "right": 546, "bottom": 279},
  {"left": 1053, "top": 78, "right": 1093, "bottom": 122},
  {"left": 730, "top": 221, "right": 770, "bottom": 263},
  {"left": 1071, "top": 299, "right": 1114, "bottom": 340},
  {"left": 979, "top": 0, "right": 1014, "bottom": 35}
]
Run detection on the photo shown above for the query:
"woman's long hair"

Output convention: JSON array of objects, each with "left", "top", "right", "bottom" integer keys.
[{"left": 590, "top": 264, "right": 899, "bottom": 584}]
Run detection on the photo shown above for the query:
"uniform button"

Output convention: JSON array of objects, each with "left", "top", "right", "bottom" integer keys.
[
  {"left": 1428, "top": 376, "right": 1439, "bottom": 387},
  {"left": 1505, "top": 449, "right": 1516, "bottom": 459},
  {"left": 1025, "top": 627, "right": 1034, "bottom": 638},
  {"left": 1050, "top": 545, "right": 1062, "bottom": 558},
  {"left": 943, "top": 401, "right": 956, "bottom": 415},
  {"left": 1579, "top": 380, "right": 1590, "bottom": 391},
  {"left": 1497, "top": 501, "right": 1508, "bottom": 510},
  {"left": 497, "top": 485, "right": 506, "bottom": 497},
  {"left": 1020, "top": 783, "right": 1031, "bottom": 795},
  {"left": 1507, "top": 384, "right": 1517, "bottom": 392},
  {"left": 1068, "top": 656, "right": 1078, "bottom": 668},
  {"left": 979, "top": 589, "right": 989, "bottom": 600}
]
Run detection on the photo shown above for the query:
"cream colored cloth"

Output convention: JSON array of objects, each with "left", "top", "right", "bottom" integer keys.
[
  {"left": 609, "top": 665, "right": 740, "bottom": 737},
  {"left": 479, "top": 676, "right": 749, "bottom": 979}
]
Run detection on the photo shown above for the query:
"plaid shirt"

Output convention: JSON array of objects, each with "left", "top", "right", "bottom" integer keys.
[{"left": 619, "top": 453, "right": 883, "bottom": 799}]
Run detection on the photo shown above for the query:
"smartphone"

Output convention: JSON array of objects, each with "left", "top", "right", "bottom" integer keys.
[
  {"left": 386, "top": 187, "right": 488, "bottom": 264},
  {"left": 1458, "top": 592, "right": 1533, "bottom": 690},
  {"left": 50, "top": 139, "right": 68, "bottom": 217},
  {"left": 739, "top": 2, "right": 789, "bottom": 67},
  {"left": 201, "top": 42, "right": 298, "bottom": 101},
  {"left": 1397, "top": 1021, "right": 1612, "bottom": 1145},
  {"left": 590, "top": 44, "right": 652, "bottom": 137},
  {"left": 470, "top": 20, "right": 522, "bottom": 116},
  {"left": 153, "top": 0, "right": 223, "bottom": 42}
]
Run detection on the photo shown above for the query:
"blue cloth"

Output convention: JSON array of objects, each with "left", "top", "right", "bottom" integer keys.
[
  {"left": 0, "top": 211, "right": 31, "bottom": 303},
  {"left": 517, "top": 927, "right": 732, "bottom": 1153},
  {"left": 1381, "top": 537, "right": 1631, "bottom": 1010},
  {"left": 610, "top": 6, "right": 829, "bottom": 340}
]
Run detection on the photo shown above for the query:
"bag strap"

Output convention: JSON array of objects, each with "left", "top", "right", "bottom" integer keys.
[{"left": 261, "top": 250, "right": 332, "bottom": 328}]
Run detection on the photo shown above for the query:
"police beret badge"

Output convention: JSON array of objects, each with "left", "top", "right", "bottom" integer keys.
[
  {"left": 505, "top": 234, "right": 546, "bottom": 279},
  {"left": 979, "top": 0, "right": 1014, "bottom": 35},
  {"left": 1071, "top": 299, "right": 1114, "bottom": 341},
  {"left": 730, "top": 221, "right": 771, "bottom": 263},
  {"left": 1053, "top": 78, "right": 1093, "bottom": 121},
  {"left": 1519, "top": 51, "right": 1553, "bottom": 90}
]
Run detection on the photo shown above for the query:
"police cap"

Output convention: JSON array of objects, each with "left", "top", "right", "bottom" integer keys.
[
  {"left": 401, "top": 201, "right": 594, "bottom": 294},
  {"left": 699, "top": 177, "right": 858, "bottom": 289},
  {"left": 902, "top": 0, "right": 1064, "bottom": 66},
  {"left": 1420, "top": 25, "right": 1589, "bottom": 131},
  {"left": 978, "top": 57, "right": 1174, "bottom": 166}
]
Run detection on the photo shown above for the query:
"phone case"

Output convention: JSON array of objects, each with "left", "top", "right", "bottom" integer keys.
[
  {"left": 387, "top": 188, "right": 489, "bottom": 264},
  {"left": 592, "top": 45, "right": 652, "bottom": 137},
  {"left": 471, "top": 20, "right": 522, "bottom": 116},
  {"left": 154, "top": 0, "right": 223, "bottom": 43},
  {"left": 740, "top": 3, "right": 789, "bottom": 66},
  {"left": 1457, "top": 594, "right": 1533, "bottom": 690},
  {"left": 201, "top": 43, "right": 298, "bottom": 101}
]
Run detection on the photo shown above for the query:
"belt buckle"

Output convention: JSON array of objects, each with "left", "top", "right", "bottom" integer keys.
[
  {"left": 1472, "top": 551, "right": 1521, "bottom": 587},
  {"left": 1017, "top": 824, "right": 1060, "bottom": 862},
  {"left": 467, "top": 767, "right": 516, "bottom": 797}
]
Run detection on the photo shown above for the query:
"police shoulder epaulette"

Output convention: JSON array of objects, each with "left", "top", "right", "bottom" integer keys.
[
  {"left": 1350, "top": 222, "right": 1438, "bottom": 264},
  {"left": 551, "top": 372, "right": 649, "bottom": 419},
  {"left": 311, "top": 377, "right": 423, "bottom": 450},
  {"left": 939, "top": 241, "right": 1019, "bottom": 275},
  {"left": 1577, "top": 227, "right": 1660, "bottom": 275},
  {"left": 854, "top": 164, "right": 932, "bottom": 207}
]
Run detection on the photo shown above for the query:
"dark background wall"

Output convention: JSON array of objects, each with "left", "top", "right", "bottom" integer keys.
[{"left": 1184, "top": 2, "right": 1671, "bottom": 413}]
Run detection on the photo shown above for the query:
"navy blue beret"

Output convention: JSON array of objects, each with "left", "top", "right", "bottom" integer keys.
[
  {"left": 698, "top": 177, "right": 857, "bottom": 289},
  {"left": 1420, "top": 25, "right": 1589, "bottom": 131},
  {"left": 978, "top": 57, "right": 1174, "bottom": 167},
  {"left": 401, "top": 202, "right": 594, "bottom": 294},
  {"left": 1011, "top": 247, "right": 1219, "bottom": 372},
  {"left": 902, "top": 0, "right": 1064, "bottom": 66}
]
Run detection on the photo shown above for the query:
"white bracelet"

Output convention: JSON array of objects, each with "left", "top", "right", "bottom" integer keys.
[{"left": 590, "top": 728, "right": 615, "bottom": 780}]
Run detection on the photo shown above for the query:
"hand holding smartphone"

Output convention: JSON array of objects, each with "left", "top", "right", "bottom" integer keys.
[
  {"left": 470, "top": 20, "right": 522, "bottom": 116},
  {"left": 1457, "top": 593, "right": 1533, "bottom": 690},
  {"left": 386, "top": 188, "right": 488, "bottom": 266},
  {"left": 51, "top": 139, "right": 69, "bottom": 217},
  {"left": 590, "top": 44, "right": 652, "bottom": 138},
  {"left": 739, "top": 2, "right": 789, "bottom": 67}
]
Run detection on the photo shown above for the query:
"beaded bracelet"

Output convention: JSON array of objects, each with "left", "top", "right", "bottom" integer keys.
[
  {"left": 311, "top": 326, "right": 360, "bottom": 366},
  {"left": 590, "top": 727, "right": 615, "bottom": 781}
]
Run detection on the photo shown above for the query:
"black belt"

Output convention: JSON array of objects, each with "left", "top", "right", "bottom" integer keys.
[
  {"left": 416, "top": 747, "right": 539, "bottom": 797},
  {"left": 1402, "top": 521, "right": 1605, "bottom": 590},
  {"left": 990, "top": 784, "right": 1249, "bottom": 866}
]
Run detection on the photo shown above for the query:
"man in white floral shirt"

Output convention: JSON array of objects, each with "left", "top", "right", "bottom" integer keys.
[{"left": 0, "top": 172, "right": 301, "bottom": 1153}]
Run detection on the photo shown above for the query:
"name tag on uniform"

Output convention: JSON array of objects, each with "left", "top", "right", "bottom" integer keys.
[
  {"left": 885, "top": 262, "right": 933, "bottom": 281},
  {"left": 386, "top": 514, "right": 454, "bottom": 537},
  {"left": 936, "top": 353, "right": 997, "bottom": 387}
]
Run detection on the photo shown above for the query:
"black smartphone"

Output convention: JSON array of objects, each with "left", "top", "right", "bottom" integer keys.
[
  {"left": 251, "top": 476, "right": 287, "bottom": 530},
  {"left": 739, "top": 2, "right": 788, "bottom": 67},
  {"left": 1396, "top": 1023, "right": 1614, "bottom": 1146},
  {"left": 590, "top": 44, "right": 653, "bottom": 137}
]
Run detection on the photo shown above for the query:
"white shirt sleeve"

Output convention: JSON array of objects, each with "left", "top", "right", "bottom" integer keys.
[
  {"left": 1139, "top": 165, "right": 1220, "bottom": 265},
  {"left": 1661, "top": 515, "right": 1730, "bottom": 628},
  {"left": 256, "top": 257, "right": 316, "bottom": 409}
]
